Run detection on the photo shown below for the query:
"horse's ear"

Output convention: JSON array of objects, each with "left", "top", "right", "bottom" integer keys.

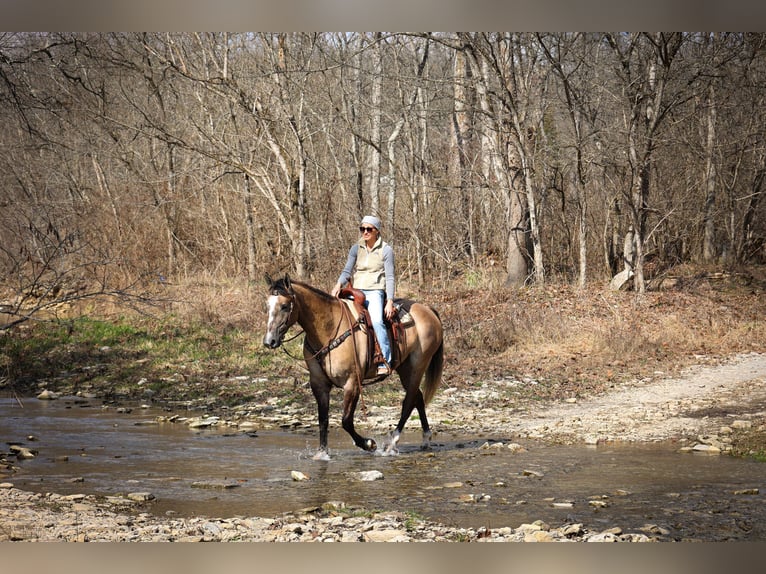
[
  {"left": 264, "top": 273, "right": 274, "bottom": 287},
  {"left": 283, "top": 274, "right": 291, "bottom": 289}
]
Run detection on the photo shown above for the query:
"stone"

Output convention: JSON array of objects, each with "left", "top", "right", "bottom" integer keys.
[
  {"left": 36, "top": 390, "right": 58, "bottom": 400},
  {"left": 587, "top": 532, "right": 619, "bottom": 542},
  {"left": 363, "top": 529, "right": 408, "bottom": 542},
  {"left": 524, "top": 530, "right": 556, "bottom": 542},
  {"left": 610, "top": 269, "right": 634, "bottom": 291},
  {"left": 692, "top": 444, "right": 721, "bottom": 454},
  {"left": 188, "top": 417, "right": 219, "bottom": 429},
  {"left": 291, "top": 471, "right": 310, "bottom": 481},
  {"left": 731, "top": 420, "right": 752, "bottom": 430},
  {"left": 733, "top": 488, "right": 759, "bottom": 495},
  {"left": 191, "top": 481, "right": 241, "bottom": 490},
  {"left": 562, "top": 523, "right": 584, "bottom": 537},
  {"left": 355, "top": 470, "right": 384, "bottom": 481},
  {"left": 127, "top": 492, "right": 155, "bottom": 502},
  {"left": 9, "top": 445, "right": 36, "bottom": 459},
  {"left": 522, "top": 469, "right": 544, "bottom": 478}
]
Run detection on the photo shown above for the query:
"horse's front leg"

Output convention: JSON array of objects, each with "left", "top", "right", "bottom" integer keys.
[
  {"left": 341, "top": 381, "right": 376, "bottom": 452},
  {"left": 310, "top": 378, "right": 332, "bottom": 460}
]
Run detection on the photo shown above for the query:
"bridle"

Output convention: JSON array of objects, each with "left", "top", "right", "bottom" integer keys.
[{"left": 270, "top": 286, "right": 303, "bottom": 354}]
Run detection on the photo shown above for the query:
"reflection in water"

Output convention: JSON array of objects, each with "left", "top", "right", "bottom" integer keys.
[{"left": 2, "top": 397, "right": 765, "bottom": 540}]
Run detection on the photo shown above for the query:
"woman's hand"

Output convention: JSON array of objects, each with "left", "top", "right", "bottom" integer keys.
[{"left": 384, "top": 299, "right": 395, "bottom": 320}]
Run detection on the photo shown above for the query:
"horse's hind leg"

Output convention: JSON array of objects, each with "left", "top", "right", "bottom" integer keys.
[{"left": 385, "top": 371, "right": 432, "bottom": 453}]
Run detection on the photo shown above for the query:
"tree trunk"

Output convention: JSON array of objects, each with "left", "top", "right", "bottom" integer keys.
[
  {"left": 702, "top": 83, "right": 718, "bottom": 262},
  {"left": 368, "top": 32, "right": 383, "bottom": 215},
  {"left": 451, "top": 48, "right": 474, "bottom": 260}
]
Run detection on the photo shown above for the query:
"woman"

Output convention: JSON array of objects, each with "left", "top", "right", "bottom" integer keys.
[{"left": 331, "top": 215, "right": 395, "bottom": 377}]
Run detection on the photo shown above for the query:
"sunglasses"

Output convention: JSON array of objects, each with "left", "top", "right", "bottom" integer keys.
[{"left": 359, "top": 226, "right": 376, "bottom": 233}]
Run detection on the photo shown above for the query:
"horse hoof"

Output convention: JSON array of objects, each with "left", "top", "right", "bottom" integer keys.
[
  {"left": 364, "top": 439, "right": 377, "bottom": 452},
  {"left": 312, "top": 450, "right": 331, "bottom": 461}
]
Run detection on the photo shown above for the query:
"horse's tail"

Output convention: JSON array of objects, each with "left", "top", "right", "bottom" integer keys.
[{"left": 422, "top": 309, "right": 444, "bottom": 405}]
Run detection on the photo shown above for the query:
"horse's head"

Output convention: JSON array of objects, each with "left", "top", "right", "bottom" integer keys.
[{"left": 263, "top": 273, "right": 298, "bottom": 348}]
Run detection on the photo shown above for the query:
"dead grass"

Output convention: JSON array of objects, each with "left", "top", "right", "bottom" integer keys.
[
  {"left": 434, "top": 268, "right": 766, "bottom": 402},
  {"left": 3, "top": 264, "right": 765, "bottom": 411}
]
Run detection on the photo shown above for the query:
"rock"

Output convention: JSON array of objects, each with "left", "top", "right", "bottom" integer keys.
[
  {"left": 355, "top": 470, "right": 384, "bottom": 481},
  {"left": 363, "top": 529, "right": 409, "bottom": 542},
  {"left": 62, "top": 494, "right": 86, "bottom": 501},
  {"left": 733, "top": 488, "right": 759, "bottom": 495},
  {"left": 188, "top": 417, "right": 219, "bottom": 429},
  {"left": 524, "top": 530, "right": 556, "bottom": 542},
  {"left": 291, "top": 471, "right": 310, "bottom": 481},
  {"left": 516, "top": 521, "right": 546, "bottom": 533},
  {"left": 640, "top": 524, "right": 670, "bottom": 536},
  {"left": 127, "top": 492, "right": 155, "bottom": 502},
  {"left": 191, "top": 481, "right": 241, "bottom": 490},
  {"left": 692, "top": 444, "right": 721, "bottom": 454},
  {"left": 610, "top": 269, "right": 634, "bottom": 291},
  {"left": 36, "top": 390, "right": 58, "bottom": 400},
  {"left": 9, "top": 445, "right": 36, "bottom": 459},
  {"left": 522, "top": 469, "right": 544, "bottom": 478},
  {"left": 562, "top": 523, "right": 584, "bottom": 537},
  {"left": 732, "top": 420, "right": 752, "bottom": 429},
  {"left": 587, "top": 532, "right": 620, "bottom": 542}
]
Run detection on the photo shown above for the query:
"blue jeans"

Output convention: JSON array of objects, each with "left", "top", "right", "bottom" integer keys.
[{"left": 361, "top": 289, "right": 391, "bottom": 364}]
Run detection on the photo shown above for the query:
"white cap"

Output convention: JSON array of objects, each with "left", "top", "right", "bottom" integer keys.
[{"left": 361, "top": 215, "right": 381, "bottom": 230}]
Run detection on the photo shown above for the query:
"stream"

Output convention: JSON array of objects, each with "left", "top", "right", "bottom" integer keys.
[{"left": 2, "top": 396, "right": 765, "bottom": 541}]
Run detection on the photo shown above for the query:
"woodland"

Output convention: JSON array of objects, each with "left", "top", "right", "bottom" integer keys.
[{"left": 2, "top": 32, "right": 766, "bottom": 325}]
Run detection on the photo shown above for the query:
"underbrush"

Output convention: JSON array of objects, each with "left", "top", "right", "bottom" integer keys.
[
  {"left": 2, "top": 267, "right": 765, "bottom": 412},
  {"left": 729, "top": 421, "right": 766, "bottom": 462}
]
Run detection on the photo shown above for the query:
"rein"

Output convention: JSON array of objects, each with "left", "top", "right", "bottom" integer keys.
[{"left": 286, "top": 294, "right": 369, "bottom": 413}]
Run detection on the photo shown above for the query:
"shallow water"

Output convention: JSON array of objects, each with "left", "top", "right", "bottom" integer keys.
[{"left": 2, "top": 396, "right": 765, "bottom": 540}]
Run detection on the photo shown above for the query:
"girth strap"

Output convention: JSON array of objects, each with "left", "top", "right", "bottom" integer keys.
[{"left": 314, "top": 313, "right": 366, "bottom": 361}]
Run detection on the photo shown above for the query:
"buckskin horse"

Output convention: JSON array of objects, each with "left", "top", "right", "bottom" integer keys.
[{"left": 263, "top": 274, "right": 444, "bottom": 459}]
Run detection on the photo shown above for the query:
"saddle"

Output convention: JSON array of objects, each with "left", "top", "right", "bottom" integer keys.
[{"left": 337, "top": 287, "right": 406, "bottom": 375}]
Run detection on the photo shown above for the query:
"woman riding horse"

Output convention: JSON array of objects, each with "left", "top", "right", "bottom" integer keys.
[{"left": 264, "top": 274, "right": 443, "bottom": 459}]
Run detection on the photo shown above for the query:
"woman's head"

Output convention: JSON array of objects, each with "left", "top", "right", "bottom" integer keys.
[{"left": 359, "top": 215, "right": 381, "bottom": 237}]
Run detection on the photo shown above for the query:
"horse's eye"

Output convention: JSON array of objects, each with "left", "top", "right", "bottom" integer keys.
[{"left": 281, "top": 304, "right": 291, "bottom": 312}]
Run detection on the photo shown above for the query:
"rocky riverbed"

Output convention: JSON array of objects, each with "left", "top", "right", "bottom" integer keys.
[{"left": 2, "top": 352, "right": 765, "bottom": 542}]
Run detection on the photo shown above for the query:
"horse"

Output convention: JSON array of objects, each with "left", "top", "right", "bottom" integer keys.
[{"left": 263, "top": 274, "right": 444, "bottom": 459}]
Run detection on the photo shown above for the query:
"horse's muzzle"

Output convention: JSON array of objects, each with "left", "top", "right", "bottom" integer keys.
[{"left": 263, "top": 334, "right": 281, "bottom": 349}]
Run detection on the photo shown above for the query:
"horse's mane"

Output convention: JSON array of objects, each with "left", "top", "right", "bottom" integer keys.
[
  {"left": 291, "top": 279, "right": 336, "bottom": 302},
  {"left": 270, "top": 276, "right": 335, "bottom": 303}
]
